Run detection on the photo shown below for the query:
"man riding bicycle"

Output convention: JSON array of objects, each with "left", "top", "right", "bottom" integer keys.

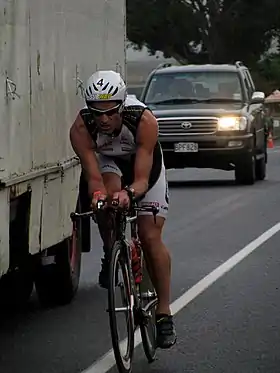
[{"left": 70, "top": 70, "right": 176, "bottom": 349}]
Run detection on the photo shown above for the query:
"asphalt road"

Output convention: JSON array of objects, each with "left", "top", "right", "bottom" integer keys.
[{"left": 1, "top": 146, "right": 280, "bottom": 373}]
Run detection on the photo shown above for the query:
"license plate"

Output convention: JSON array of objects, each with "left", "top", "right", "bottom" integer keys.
[{"left": 174, "top": 142, "right": 198, "bottom": 152}]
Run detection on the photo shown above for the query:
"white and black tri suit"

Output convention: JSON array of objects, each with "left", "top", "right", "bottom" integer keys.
[{"left": 77, "top": 96, "right": 169, "bottom": 250}]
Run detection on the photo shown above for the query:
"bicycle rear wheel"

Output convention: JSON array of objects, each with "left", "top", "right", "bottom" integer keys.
[
  {"left": 139, "top": 258, "right": 158, "bottom": 363},
  {"left": 108, "top": 240, "right": 135, "bottom": 373}
]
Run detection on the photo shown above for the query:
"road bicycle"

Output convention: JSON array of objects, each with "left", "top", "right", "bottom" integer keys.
[{"left": 70, "top": 198, "right": 159, "bottom": 373}]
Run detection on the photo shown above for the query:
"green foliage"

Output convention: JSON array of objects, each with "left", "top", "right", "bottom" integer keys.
[
  {"left": 253, "top": 54, "right": 280, "bottom": 93},
  {"left": 127, "top": 0, "right": 200, "bottom": 63},
  {"left": 258, "top": 54, "right": 280, "bottom": 82},
  {"left": 127, "top": 0, "right": 280, "bottom": 65}
]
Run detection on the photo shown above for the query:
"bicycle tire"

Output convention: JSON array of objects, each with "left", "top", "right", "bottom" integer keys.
[
  {"left": 108, "top": 240, "right": 135, "bottom": 373},
  {"left": 139, "top": 259, "right": 158, "bottom": 363}
]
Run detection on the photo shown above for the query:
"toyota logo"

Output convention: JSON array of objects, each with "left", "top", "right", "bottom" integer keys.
[{"left": 181, "top": 121, "right": 192, "bottom": 129}]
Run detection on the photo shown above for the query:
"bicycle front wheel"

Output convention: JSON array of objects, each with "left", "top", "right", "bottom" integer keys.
[
  {"left": 108, "top": 240, "right": 135, "bottom": 373},
  {"left": 139, "top": 259, "right": 158, "bottom": 363}
]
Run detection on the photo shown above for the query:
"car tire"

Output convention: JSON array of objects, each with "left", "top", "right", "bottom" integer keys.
[
  {"left": 0, "top": 266, "right": 34, "bottom": 309},
  {"left": 235, "top": 154, "right": 256, "bottom": 185},
  {"left": 255, "top": 156, "right": 266, "bottom": 180}
]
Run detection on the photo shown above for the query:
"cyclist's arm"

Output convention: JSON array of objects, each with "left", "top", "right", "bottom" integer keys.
[
  {"left": 130, "top": 109, "right": 158, "bottom": 198},
  {"left": 70, "top": 113, "right": 106, "bottom": 196}
]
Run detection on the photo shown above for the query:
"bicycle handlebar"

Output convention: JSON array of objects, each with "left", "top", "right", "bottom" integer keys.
[{"left": 70, "top": 199, "right": 159, "bottom": 222}]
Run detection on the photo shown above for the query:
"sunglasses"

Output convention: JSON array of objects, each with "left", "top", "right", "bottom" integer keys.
[{"left": 88, "top": 103, "right": 121, "bottom": 117}]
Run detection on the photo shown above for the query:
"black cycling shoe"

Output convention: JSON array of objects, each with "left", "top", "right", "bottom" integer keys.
[
  {"left": 98, "top": 255, "right": 119, "bottom": 289},
  {"left": 156, "top": 314, "right": 177, "bottom": 349},
  {"left": 98, "top": 257, "right": 109, "bottom": 289}
]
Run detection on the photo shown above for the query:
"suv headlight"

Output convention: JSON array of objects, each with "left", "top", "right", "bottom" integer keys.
[{"left": 217, "top": 116, "right": 247, "bottom": 131}]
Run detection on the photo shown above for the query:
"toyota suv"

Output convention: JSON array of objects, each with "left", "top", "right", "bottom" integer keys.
[{"left": 140, "top": 61, "right": 267, "bottom": 185}]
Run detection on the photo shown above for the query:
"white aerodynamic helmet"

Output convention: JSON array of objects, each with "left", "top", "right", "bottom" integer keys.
[{"left": 84, "top": 70, "right": 127, "bottom": 103}]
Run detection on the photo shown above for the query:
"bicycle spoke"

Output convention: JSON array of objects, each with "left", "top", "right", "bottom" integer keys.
[{"left": 139, "top": 259, "right": 158, "bottom": 363}]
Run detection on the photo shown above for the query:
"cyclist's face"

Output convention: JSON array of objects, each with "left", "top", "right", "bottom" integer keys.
[{"left": 88, "top": 101, "right": 122, "bottom": 134}]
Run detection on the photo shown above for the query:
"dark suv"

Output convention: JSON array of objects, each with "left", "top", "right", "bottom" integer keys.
[{"left": 140, "top": 61, "right": 267, "bottom": 185}]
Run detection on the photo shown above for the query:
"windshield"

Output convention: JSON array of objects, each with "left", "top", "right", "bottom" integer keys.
[{"left": 143, "top": 70, "right": 243, "bottom": 104}]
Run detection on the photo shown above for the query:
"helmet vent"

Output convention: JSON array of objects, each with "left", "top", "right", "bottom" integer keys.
[
  {"left": 102, "top": 82, "right": 110, "bottom": 91},
  {"left": 111, "top": 86, "right": 119, "bottom": 96}
]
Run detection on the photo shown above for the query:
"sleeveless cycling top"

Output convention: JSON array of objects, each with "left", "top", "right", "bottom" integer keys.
[{"left": 79, "top": 96, "right": 163, "bottom": 188}]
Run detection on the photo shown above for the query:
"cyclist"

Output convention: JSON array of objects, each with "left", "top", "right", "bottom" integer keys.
[{"left": 70, "top": 70, "right": 176, "bottom": 349}]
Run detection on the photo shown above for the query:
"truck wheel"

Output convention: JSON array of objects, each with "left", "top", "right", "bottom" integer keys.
[
  {"left": 255, "top": 156, "right": 266, "bottom": 180},
  {"left": 235, "top": 154, "right": 256, "bottom": 185},
  {"left": 0, "top": 268, "right": 34, "bottom": 309},
  {"left": 35, "top": 217, "right": 82, "bottom": 307}
]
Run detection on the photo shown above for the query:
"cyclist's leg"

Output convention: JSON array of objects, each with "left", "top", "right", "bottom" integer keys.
[
  {"left": 96, "top": 154, "right": 122, "bottom": 288},
  {"left": 137, "top": 166, "right": 176, "bottom": 349}
]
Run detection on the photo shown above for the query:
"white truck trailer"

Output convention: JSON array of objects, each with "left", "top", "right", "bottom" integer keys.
[{"left": 0, "top": 0, "right": 126, "bottom": 307}]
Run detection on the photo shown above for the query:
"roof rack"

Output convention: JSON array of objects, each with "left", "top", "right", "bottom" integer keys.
[
  {"left": 235, "top": 61, "right": 244, "bottom": 68},
  {"left": 155, "top": 62, "right": 173, "bottom": 70}
]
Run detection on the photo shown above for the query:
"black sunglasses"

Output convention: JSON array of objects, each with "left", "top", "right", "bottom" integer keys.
[{"left": 88, "top": 103, "right": 121, "bottom": 117}]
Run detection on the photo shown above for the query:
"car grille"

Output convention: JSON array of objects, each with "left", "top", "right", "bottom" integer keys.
[{"left": 157, "top": 117, "right": 218, "bottom": 136}]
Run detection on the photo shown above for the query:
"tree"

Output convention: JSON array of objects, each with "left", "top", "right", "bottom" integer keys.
[
  {"left": 254, "top": 53, "right": 280, "bottom": 93},
  {"left": 127, "top": 0, "right": 200, "bottom": 64},
  {"left": 127, "top": 0, "right": 280, "bottom": 65}
]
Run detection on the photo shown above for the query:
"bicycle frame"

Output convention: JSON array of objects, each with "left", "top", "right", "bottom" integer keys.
[
  {"left": 70, "top": 199, "right": 159, "bottom": 295},
  {"left": 70, "top": 199, "right": 159, "bottom": 274},
  {"left": 70, "top": 199, "right": 159, "bottom": 370}
]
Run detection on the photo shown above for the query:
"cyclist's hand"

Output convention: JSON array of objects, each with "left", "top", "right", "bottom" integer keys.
[
  {"left": 112, "top": 190, "right": 130, "bottom": 209},
  {"left": 91, "top": 191, "right": 107, "bottom": 210}
]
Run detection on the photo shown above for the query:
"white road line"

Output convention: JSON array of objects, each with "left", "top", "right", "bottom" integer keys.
[{"left": 82, "top": 222, "right": 280, "bottom": 373}]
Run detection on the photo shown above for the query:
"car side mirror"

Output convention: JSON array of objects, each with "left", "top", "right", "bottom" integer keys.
[{"left": 251, "top": 91, "right": 265, "bottom": 104}]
